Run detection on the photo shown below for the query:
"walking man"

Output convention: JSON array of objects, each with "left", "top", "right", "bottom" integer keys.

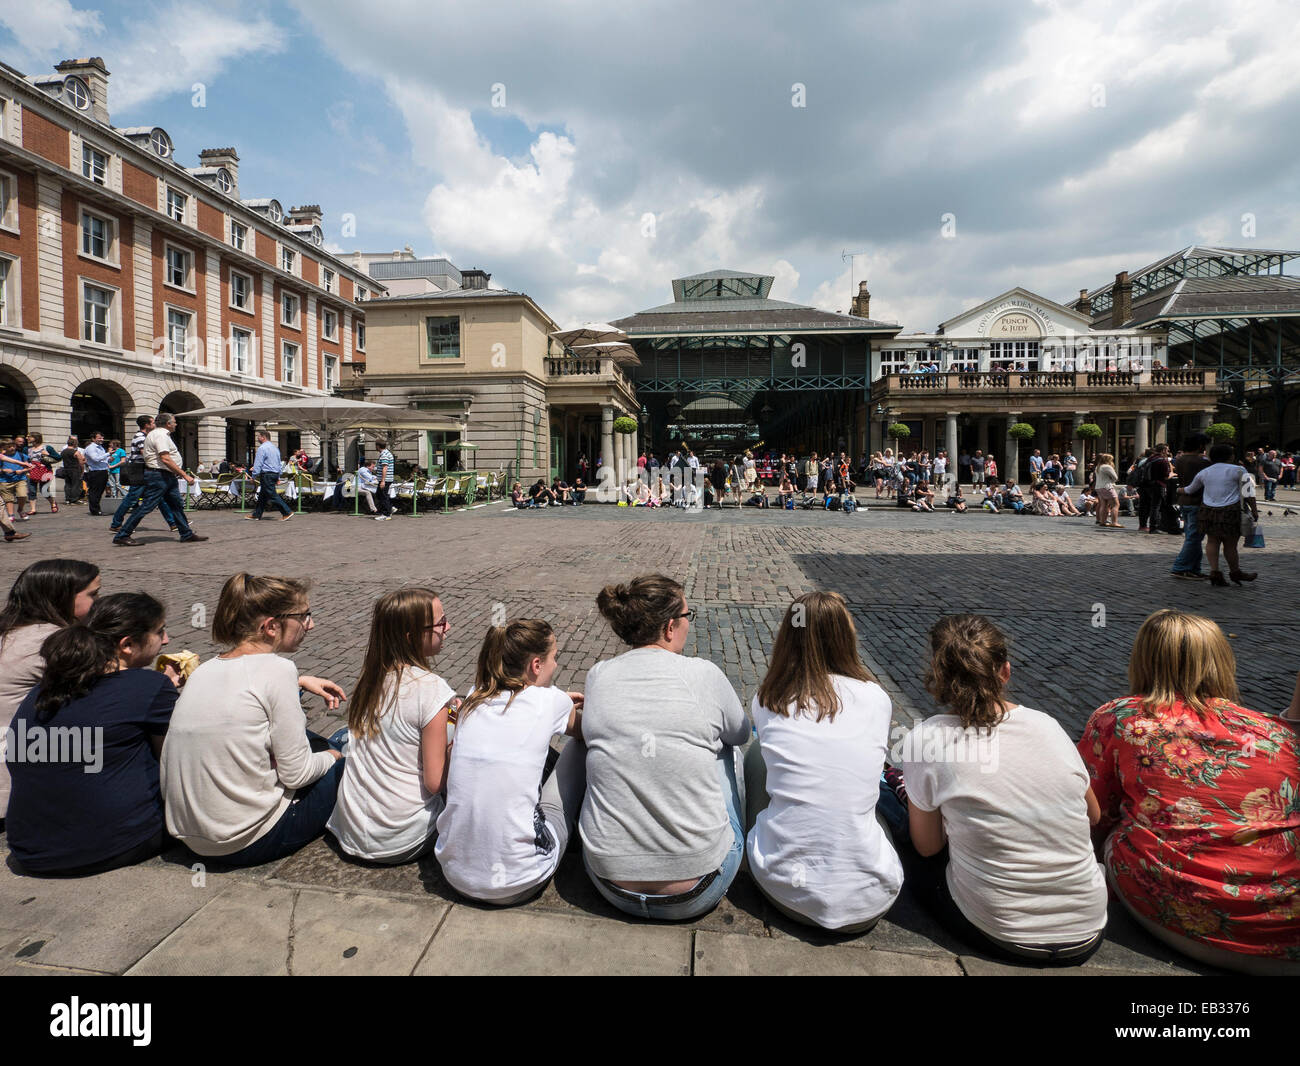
[
  {"left": 112, "top": 413, "right": 208, "bottom": 546},
  {"left": 1170, "top": 433, "right": 1210, "bottom": 580},
  {"left": 247, "top": 429, "right": 293, "bottom": 521},
  {"left": 83, "top": 432, "right": 110, "bottom": 515},
  {"left": 111, "top": 416, "right": 179, "bottom": 534},
  {"left": 374, "top": 438, "right": 395, "bottom": 520}
]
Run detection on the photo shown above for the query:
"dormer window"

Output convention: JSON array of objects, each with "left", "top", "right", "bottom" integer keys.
[
  {"left": 216, "top": 168, "right": 232, "bottom": 194},
  {"left": 311, "top": 225, "right": 323, "bottom": 247},
  {"left": 268, "top": 201, "right": 282, "bottom": 224},
  {"left": 151, "top": 129, "right": 173, "bottom": 158},
  {"left": 64, "top": 76, "right": 90, "bottom": 110}
]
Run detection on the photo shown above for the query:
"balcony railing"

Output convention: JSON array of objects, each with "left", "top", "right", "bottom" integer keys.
[
  {"left": 877, "top": 369, "right": 1213, "bottom": 396},
  {"left": 545, "top": 355, "right": 634, "bottom": 392}
]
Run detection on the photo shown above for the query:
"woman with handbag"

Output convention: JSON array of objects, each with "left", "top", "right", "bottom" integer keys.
[
  {"left": 1182, "top": 443, "right": 1257, "bottom": 587},
  {"left": 23, "top": 434, "right": 59, "bottom": 515}
]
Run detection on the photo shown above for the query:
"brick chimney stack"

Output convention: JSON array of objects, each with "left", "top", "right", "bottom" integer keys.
[
  {"left": 287, "top": 204, "right": 323, "bottom": 228},
  {"left": 1073, "top": 288, "right": 1092, "bottom": 317},
  {"left": 851, "top": 279, "right": 871, "bottom": 318},
  {"left": 55, "top": 57, "right": 110, "bottom": 125},
  {"left": 1111, "top": 271, "right": 1132, "bottom": 328}
]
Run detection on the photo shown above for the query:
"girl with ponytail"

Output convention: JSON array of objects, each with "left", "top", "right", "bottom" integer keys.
[
  {"left": 434, "top": 619, "right": 586, "bottom": 904},
  {"left": 883, "top": 613, "right": 1108, "bottom": 964},
  {"left": 6, "top": 593, "right": 177, "bottom": 875},
  {"left": 327, "top": 588, "right": 457, "bottom": 864}
]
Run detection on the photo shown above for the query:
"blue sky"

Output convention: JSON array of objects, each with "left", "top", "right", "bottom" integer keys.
[{"left": 4, "top": 0, "right": 1300, "bottom": 330}]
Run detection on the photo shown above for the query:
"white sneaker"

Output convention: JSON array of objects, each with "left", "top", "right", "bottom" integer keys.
[{"left": 374, "top": 515, "right": 386, "bottom": 521}]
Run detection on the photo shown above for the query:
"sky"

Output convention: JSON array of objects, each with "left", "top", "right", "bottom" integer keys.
[{"left": 4, "top": 0, "right": 1299, "bottom": 332}]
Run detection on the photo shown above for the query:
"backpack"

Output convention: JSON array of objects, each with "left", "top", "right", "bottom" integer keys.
[{"left": 1126, "top": 458, "right": 1148, "bottom": 488}]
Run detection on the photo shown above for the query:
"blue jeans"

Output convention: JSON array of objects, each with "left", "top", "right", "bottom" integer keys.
[
  {"left": 585, "top": 748, "right": 744, "bottom": 921},
  {"left": 1062, "top": 469, "right": 1075, "bottom": 486},
  {"left": 111, "top": 481, "right": 177, "bottom": 529},
  {"left": 1170, "top": 505, "right": 1204, "bottom": 574},
  {"left": 1265, "top": 478, "right": 1277, "bottom": 501},
  {"left": 251, "top": 470, "right": 292, "bottom": 518},
  {"left": 114, "top": 470, "right": 193, "bottom": 541},
  {"left": 218, "top": 733, "right": 346, "bottom": 868}
]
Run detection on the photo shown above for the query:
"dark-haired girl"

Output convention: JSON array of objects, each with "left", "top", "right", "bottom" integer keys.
[
  {"left": 581, "top": 574, "right": 749, "bottom": 921},
  {"left": 162, "top": 573, "right": 347, "bottom": 867},
  {"left": 434, "top": 619, "right": 585, "bottom": 904},
  {"left": 0, "top": 560, "right": 101, "bottom": 820},
  {"left": 327, "top": 588, "right": 456, "bottom": 864},
  {"left": 884, "top": 614, "right": 1108, "bottom": 964},
  {"left": 6, "top": 593, "right": 177, "bottom": 875}
]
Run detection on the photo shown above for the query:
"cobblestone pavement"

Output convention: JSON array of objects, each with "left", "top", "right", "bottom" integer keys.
[{"left": 2, "top": 493, "right": 1296, "bottom": 975}]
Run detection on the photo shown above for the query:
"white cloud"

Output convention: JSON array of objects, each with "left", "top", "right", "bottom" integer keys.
[{"left": 0, "top": 1, "right": 103, "bottom": 63}]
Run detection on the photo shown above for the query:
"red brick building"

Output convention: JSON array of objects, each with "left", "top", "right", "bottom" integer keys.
[{"left": 0, "top": 57, "right": 379, "bottom": 466}]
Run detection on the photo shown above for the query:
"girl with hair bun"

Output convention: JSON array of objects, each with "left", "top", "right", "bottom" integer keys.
[
  {"left": 6, "top": 593, "right": 177, "bottom": 875},
  {"left": 434, "top": 618, "right": 585, "bottom": 904},
  {"left": 162, "top": 573, "right": 348, "bottom": 867},
  {"left": 580, "top": 574, "right": 750, "bottom": 921},
  {"left": 884, "top": 614, "right": 1108, "bottom": 964}
]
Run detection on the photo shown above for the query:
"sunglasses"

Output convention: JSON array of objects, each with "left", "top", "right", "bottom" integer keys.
[
  {"left": 675, "top": 609, "right": 697, "bottom": 623},
  {"left": 278, "top": 611, "right": 313, "bottom": 623}
]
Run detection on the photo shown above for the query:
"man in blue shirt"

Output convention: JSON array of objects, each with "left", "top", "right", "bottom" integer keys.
[
  {"left": 247, "top": 430, "right": 293, "bottom": 521},
  {"left": 83, "top": 432, "right": 111, "bottom": 515}
]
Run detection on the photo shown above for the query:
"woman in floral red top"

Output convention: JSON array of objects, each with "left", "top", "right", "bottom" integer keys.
[{"left": 1079, "top": 609, "right": 1300, "bottom": 974}]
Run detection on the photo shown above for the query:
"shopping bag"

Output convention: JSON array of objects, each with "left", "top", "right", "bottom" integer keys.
[{"left": 1246, "top": 525, "right": 1265, "bottom": 548}]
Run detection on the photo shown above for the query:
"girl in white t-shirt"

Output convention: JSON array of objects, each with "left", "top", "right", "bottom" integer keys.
[
  {"left": 883, "top": 614, "right": 1108, "bottom": 965},
  {"left": 435, "top": 619, "right": 585, "bottom": 905},
  {"left": 744, "top": 591, "right": 902, "bottom": 933},
  {"left": 327, "top": 588, "right": 456, "bottom": 864}
]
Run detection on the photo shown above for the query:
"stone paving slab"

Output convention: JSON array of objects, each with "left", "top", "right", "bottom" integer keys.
[
  {"left": 693, "top": 930, "right": 962, "bottom": 976},
  {"left": 0, "top": 857, "right": 215, "bottom": 974},
  {"left": 413, "top": 907, "right": 693, "bottom": 976}
]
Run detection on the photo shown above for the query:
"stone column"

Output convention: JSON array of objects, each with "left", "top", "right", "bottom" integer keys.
[
  {"left": 1196, "top": 409, "right": 1214, "bottom": 431},
  {"left": 197, "top": 417, "right": 225, "bottom": 468},
  {"left": 614, "top": 425, "right": 626, "bottom": 486},
  {"left": 1154, "top": 413, "right": 1168, "bottom": 446},
  {"left": 1071, "top": 412, "right": 1087, "bottom": 476},
  {"left": 1005, "top": 411, "right": 1021, "bottom": 486},
  {"left": 944, "top": 412, "right": 959, "bottom": 495},
  {"left": 1135, "top": 410, "right": 1151, "bottom": 456},
  {"left": 600, "top": 406, "right": 615, "bottom": 500}
]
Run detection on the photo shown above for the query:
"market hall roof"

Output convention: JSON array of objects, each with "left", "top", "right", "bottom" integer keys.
[
  {"left": 1127, "top": 275, "right": 1300, "bottom": 326},
  {"left": 1083, "top": 245, "right": 1300, "bottom": 316},
  {"left": 612, "top": 269, "right": 901, "bottom": 337}
]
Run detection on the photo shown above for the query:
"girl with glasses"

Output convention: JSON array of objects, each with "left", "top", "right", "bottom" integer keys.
[
  {"left": 580, "top": 574, "right": 749, "bottom": 921},
  {"left": 328, "top": 588, "right": 457, "bottom": 864},
  {"left": 161, "top": 573, "right": 347, "bottom": 868}
]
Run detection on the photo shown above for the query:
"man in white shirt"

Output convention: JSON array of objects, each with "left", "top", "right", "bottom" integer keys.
[
  {"left": 933, "top": 450, "right": 950, "bottom": 496},
  {"left": 113, "top": 413, "right": 208, "bottom": 546},
  {"left": 356, "top": 461, "right": 380, "bottom": 514}
]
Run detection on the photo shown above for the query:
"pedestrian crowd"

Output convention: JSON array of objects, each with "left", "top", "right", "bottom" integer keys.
[{"left": 0, "top": 562, "right": 1295, "bottom": 974}]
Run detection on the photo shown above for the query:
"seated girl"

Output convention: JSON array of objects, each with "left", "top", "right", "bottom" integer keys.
[
  {"left": 635, "top": 479, "right": 652, "bottom": 507},
  {"left": 946, "top": 486, "right": 968, "bottom": 512},
  {"left": 1076, "top": 488, "right": 1097, "bottom": 515},
  {"left": 327, "top": 588, "right": 456, "bottom": 864},
  {"left": 1078, "top": 610, "right": 1300, "bottom": 975},
  {"left": 883, "top": 614, "right": 1108, "bottom": 965},
  {"left": 744, "top": 592, "right": 902, "bottom": 933},
  {"left": 162, "top": 574, "right": 347, "bottom": 867},
  {"left": 655, "top": 475, "right": 672, "bottom": 506},
  {"left": 510, "top": 482, "right": 525, "bottom": 508},
  {"left": 6, "top": 593, "right": 179, "bottom": 875},
  {"left": 434, "top": 620, "right": 584, "bottom": 904},
  {"left": 580, "top": 575, "right": 748, "bottom": 920},
  {"left": 911, "top": 480, "right": 935, "bottom": 512}
]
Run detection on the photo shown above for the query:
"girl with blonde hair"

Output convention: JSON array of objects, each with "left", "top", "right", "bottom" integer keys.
[
  {"left": 327, "top": 588, "right": 456, "bottom": 864},
  {"left": 1093, "top": 452, "right": 1122, "bottom": 528},
  {"left": 434, "top": 619, "right": 584, "bottom": 904},
  {"left": 745, "top": 591, "right": 901, "bottom": 933},
  {"left": 885, "top": 614, "right": 1108, "bottom": 964},
  {"left": 1079, "top": 610, "right": 1300, "bottom": 974}
]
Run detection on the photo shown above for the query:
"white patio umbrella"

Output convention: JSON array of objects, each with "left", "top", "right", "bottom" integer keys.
[{"left": 550, "top": 323, "right": 626, "bottom": 347}]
